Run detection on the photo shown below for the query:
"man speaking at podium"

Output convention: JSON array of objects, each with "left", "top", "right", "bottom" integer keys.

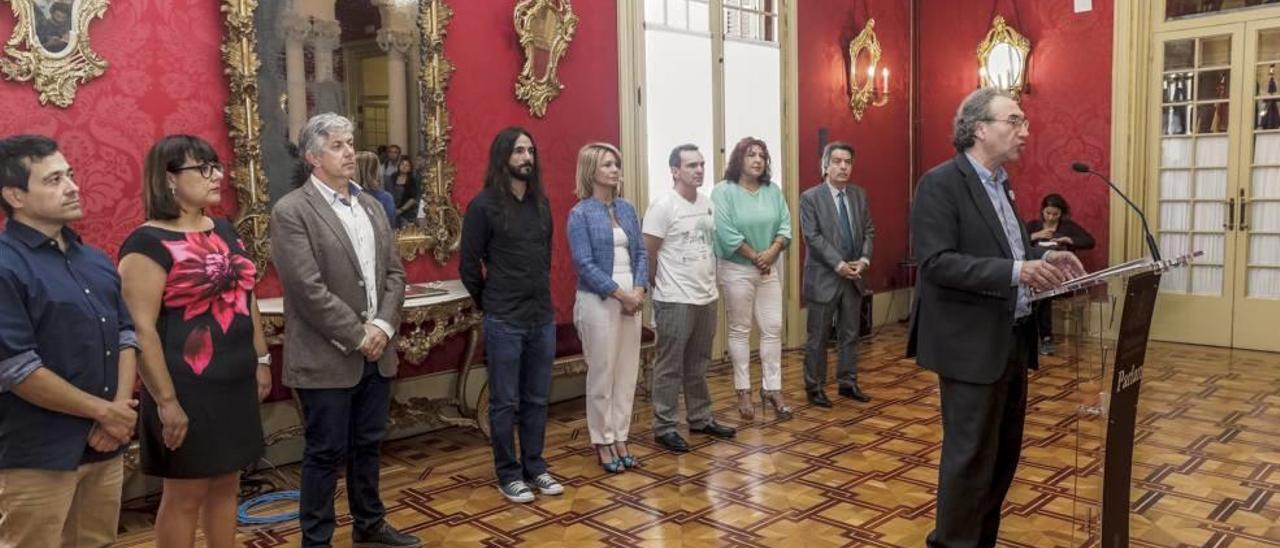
[{"left": 908, "top": 88, "right": 1085, "bottom": 548}]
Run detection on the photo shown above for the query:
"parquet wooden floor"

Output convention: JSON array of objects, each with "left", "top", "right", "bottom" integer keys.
[{"left": 115, "top": 325, "right": 1280, "bottom": 547}]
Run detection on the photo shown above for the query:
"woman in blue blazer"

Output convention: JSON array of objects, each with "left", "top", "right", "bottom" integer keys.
[{"left": 566, "top": 143, "right": 648, "bottom": 473}]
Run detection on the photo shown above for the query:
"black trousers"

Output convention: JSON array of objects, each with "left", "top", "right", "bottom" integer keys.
[
  {"left": 1035, "top": 300, "right": 1054, "bottom": 340},
  {"left": 802, "top": 288, "right": 863, "bottom": 393},
  {"left": 928, "top": 323, "right": 1031, "bottom": 548},
  {"left": 296, "top": 362, "right": 391, "bottom": 547}
]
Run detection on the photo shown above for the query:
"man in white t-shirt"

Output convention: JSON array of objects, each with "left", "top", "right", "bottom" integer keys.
[{"left": 643, "top": 144, "right": 737, "bottom": 453}]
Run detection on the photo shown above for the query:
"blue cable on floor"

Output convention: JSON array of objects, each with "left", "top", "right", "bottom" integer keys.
[{"left": 237, "top": 490, "right": 300, "bottom": 526}]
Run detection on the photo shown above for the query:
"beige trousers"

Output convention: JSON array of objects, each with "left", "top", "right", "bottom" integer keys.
[
  {"left": 719, "top": 259, "right": 784, "bottom": 391},
  {"left": 574, "top": 276, "right": 642, "bottom": 445},
  {"left": 0, "top": 456, "right": 123, "bottom": 548}
]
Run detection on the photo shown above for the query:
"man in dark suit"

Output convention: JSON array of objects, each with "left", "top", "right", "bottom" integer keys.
[
  {"left": 271, "top": 113, "right": 418, "bottom": 547},
  {"left": 908, "top": 88, "right": 1084, "bottom": 547},
  {"left": 799, "top": 141, "right": 874, "bottom": 407}
]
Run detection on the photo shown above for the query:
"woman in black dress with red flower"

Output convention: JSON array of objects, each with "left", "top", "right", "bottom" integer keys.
[{"left": 119, "top": 135, "right": 270, "bottom": 548}]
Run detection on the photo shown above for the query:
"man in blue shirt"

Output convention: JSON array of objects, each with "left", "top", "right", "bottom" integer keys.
[{"left": 0, "top": 135, "right": 140, "bottom": 547}]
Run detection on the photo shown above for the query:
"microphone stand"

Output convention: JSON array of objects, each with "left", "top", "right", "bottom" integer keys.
[{"left": 1075, "top": 166, "right": 1162, "bottom": 262}]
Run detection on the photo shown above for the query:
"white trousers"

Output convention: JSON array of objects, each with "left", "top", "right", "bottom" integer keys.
[
  {"left": 574, "top": 275, "right": 642, "bottom": 445},
  {"left": 719, "top": 259, "right": 784, "bottom": 391}
]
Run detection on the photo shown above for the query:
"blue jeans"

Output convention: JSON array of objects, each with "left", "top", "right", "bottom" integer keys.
[
  {"left": 295, "top": 362, "right": 390, "bottom": 547},
  {"left": 484, "top": 316, "right": 555, "bottom": 485}
]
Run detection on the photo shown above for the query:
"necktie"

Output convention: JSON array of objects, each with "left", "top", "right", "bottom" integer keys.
[{"left": 836, "top": 191, "right": 855, "bottom": 260}]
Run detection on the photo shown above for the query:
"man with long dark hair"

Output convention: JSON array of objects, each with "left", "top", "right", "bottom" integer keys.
[{"left": 460, "top": 127, "right": 563, "bottom": 504}]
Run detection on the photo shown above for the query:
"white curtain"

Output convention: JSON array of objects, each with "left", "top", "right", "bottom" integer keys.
[
  {"left": 644, "top": 1, "right": 714, "bottom": 203},
  {"left": 1195, "top": 136, "right": 1229, "bottom": 167},
  {"left": 1162, "top": 137, "right": 1193, "bottom": 168},
  {"left": 1248, "top": 234, "right": 1280, "bottom": 299},
  {"left": 1255, "top": 133, "right": 1280, "bottom": 165},
  {"left": 1253, "top": 167, "right": 1280, "bottom": 200}
]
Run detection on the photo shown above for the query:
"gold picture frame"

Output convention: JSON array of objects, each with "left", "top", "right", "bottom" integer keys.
[
  {"left": 0, "top": 0, "right": 109, "bottom": 108},
  {"left": 977, "top": 15, "right": 1031, "bottom": 98},
  {"left": 514, "top": 0, "right": 578, "bottom": 118},
  {"left": 219, "top": 0, "right": 462, "bottom": 275}
]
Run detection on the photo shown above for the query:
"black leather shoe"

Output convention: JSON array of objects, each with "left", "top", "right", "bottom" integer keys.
[
  {"left": 654, "top": 431, "right": 690, "bottom": 453},
  {"left": 690, "top": 421, "right": 736, "bottom": 439},
  {"left": 807, "top": 391, "right": 833, "bottom": 408},
  {"left": 838, "top": 384, "right": 871, "bottom": 402},
  {"left": 354, "top": 521, "right": 422, "bottom": 547}
]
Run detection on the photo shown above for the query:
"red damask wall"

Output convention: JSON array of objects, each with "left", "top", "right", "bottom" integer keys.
[
  {"left": 797, "top": 0, "right": 912, "bottom": 292},
  {"left": 1, "top": 1, "right": 1110, "bottom": 303},
  {"left": 410, "top": 1, "right": 619, "bottom": 323},
  {"left": 0, "top": 1, "right": 235, "bottom": 258},
  {"left": 0, "top": 1, "right": 617, "bottom": 324},
  {"left": 917, "top": 1, "right": 1114, "bottom": 269}
]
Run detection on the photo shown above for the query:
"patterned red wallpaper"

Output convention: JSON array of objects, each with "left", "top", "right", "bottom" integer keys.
[
  {"left": 797, "top": 0, "right": 913, "bottom": 292},
  {"left": 0, "top": 1, "right": 618, "bottom": 323},
  {"left": 917, "top": 0, "right": 1114, "bottom": 270},
  {"left": 407, "top": 0, "right": 620, "bottom": 323},
  {"left": 0, "top": 0, "right": 235, "bottom": 260},
  {"left": 1, "top": 1, "right": 1109, "bottom": 307}
]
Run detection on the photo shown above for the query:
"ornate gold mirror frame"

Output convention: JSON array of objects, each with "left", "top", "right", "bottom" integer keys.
[
  {"left": 977, "top": 15, "right": 1031, "bottom": 98},
  {"left": 0, "top": 0, "right": 108, "bottom": 107},
  {"left": 220, "top": 0, "right": 461, "bottom": 275},
  {"left": 847, "top": 18, "right": 887, "bottom": 121},
  {"left": 513, "top": 0, "right": 578, "bottom": 118},
  {"left": 413, "top": 0, "right": 461, "bottom": 263}
]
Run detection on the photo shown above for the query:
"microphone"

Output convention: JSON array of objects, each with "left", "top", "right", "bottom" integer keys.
[{"left": 1071, "top": 162, "right": 1161, "bottom": 261}]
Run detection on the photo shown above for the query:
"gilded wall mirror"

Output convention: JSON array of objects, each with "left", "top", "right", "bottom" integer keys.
[
  {"left": 0, "top": 0, "right": 108, "bottom": 107},
  {"left": 977, "top": 15, "right": 1030, "bottom": 98},
  {"left": 221, "top": 0, "right": 461, "bottom": 273},
  {"left": 514, "top": 0, "right": 578, "bottom": 118}
]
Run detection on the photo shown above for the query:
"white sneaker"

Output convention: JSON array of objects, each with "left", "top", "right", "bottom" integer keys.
[
  {"left": 529, "top": 473, "right": 564, "bottom": 495},
  {"left": 498, "top": 480, "right": 535, "bottom": 503}
]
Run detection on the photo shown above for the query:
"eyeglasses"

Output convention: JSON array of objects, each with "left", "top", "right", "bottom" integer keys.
[
  {"left": 982, "top": 116, "right": 1031, "bottom": 130},
  {"left": 169, "top": 163, "right": 224, "bottom": 179}
]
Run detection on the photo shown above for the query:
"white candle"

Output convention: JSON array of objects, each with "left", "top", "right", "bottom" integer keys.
[{"left": 882, "top": 67, "right": 889, "bottom": 93}]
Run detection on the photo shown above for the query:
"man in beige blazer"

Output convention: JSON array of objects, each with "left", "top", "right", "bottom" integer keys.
[{"left": 270, "top": 113, "right": 417, "bottom": 548}]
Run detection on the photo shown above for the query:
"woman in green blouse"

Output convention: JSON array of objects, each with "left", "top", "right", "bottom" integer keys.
[{"left": 712, "top": 137, "right": 793, "bottom": 420}]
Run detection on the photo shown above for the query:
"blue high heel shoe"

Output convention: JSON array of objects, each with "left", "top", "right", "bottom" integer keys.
[{"left": 620, "top": 455, "right": 640, "bottom": 469}]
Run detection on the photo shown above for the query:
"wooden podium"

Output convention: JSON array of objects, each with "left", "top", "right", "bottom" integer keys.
[{"left": 1032, "top": 252, "right": 1200, "bottom": 547}]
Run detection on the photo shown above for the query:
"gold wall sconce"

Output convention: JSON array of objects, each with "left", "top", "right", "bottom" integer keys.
[
  {"left": 977, "top": 15, "right": 1031, "bottom": 98},
  {"left": 514, "top": 0, "right": 578, "bottom": 118},
  {"left": 847, "top": 18, "right": 890, "bottom": 121}
]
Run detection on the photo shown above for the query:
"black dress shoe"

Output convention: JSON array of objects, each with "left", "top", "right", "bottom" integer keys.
[
  {"left": 690, "top": 421, "right": 736, "bottom": 439},
  {"left": 654, "top": 431, "right": 690, "bottom": 453},
  {"left": 838, "top": 384, "right": 871, "bottom": 402},
  {"left": 354, "top": 521, "right": 422, "bottom": 547},
  {"left": 807, "top": 391, "right": 833, "bottom": 408}
]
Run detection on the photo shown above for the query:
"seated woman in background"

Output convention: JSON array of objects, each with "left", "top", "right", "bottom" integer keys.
[
  {"left": 356, "top": 150, "right": 398, "bottom": 226},
  {"left": 386, "top": 157, "right": 421, "bottom": 227},
  {"left": 118, "top": 135, "right": 271, "bottom": 548},
  {"left": 1026, "top": 193, "right": 1095, "bottom": 355}
]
